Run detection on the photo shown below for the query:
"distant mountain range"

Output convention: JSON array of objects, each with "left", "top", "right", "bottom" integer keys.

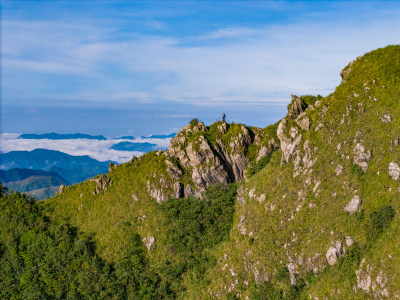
[
  {"left": 19, "top": 133, "right": 107, "bottom": 140},
  {"left": 0, "top": 149, "right": 112, "bottom": 199},
  {"left": 111, "top": 142, "right": 161, "bottom": 152},
  {"left": 0, "top": 132, "right": 176, "bottom": 199}
]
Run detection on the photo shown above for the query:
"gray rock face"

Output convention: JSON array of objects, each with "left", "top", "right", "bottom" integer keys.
[
  {"left": 168, "top": 121, "right": 258, "bottom": 196},
  {"left": 286, "top": 95, "right": 307, "bottom": 120},
  {"left": 146, "top": 180, "right": 166, "bottom": 203},
  {"left": 353, "top": 143, "right": 372, "bottom": 172},
  {"left": 326, "top": 241, "right": 345, "bottom": 265},
  {"left": 326, "top": 246, "right": 339, "bottom": 265},
  {"left": 295, "top": 112, "right": 311, "bottom": 131},
  {"left": 344, "top": 195, "right": 362, "bottom": 214},
  {"left": 277, "top": 119, "right": 302, "bottom": 164},
  {"left": 90, "top": 175, "right": 112, "bottom": 195},
  {"left": 389, "top": 162, "right": 400, "bottom": 180}
]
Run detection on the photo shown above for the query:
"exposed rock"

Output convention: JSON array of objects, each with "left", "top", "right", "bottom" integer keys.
[
  {"left": 277, "top": 119, "right": 302, "bottom": 164},
  {"left": 326, "top": 246, "right": 339, "bottom": 265},
  {"left": 142, "top": 236, "right": 155, "bottom": 250},
  {"left": 356, "top": 259, "right": 371, "bottom": 292},
  {"left": 340, "top": 61, "right": 354, "bottom": 84},
  {"left": 184, "top": 184, "right": 201, "bottom": 198},
  {"left": 335, "top": 164, "right": 343, "bottom": 175},
  {"left": 165, "top": 159, "right": 183, "bottom": 180},
  {"left": 287, "top": 262, "right": 298, "bottom": 285},
  {"left": 295, "top": 112, "right": 311, "bottom": 131},
  {"left": 56, "top": 184, "right": 66, "bottom": 196},
  {"left": 345, "top": 236, "right": 354, "bottom": 247},
  {"left": 237, "top": 215, "right": 247, "bottom": 235},
  {"left": 389, "top": 162, "right": 400, "bottom": 180},
  {"left": 353, "top": 143, "right": 372, "bottom": 172},
  {"left": 90, "top": 175, "right": 112, "bottom": 195},
  {"left": 108, "top": 162, "right": 117, "bottom": 172},
  {"left": 326, "top": 241, "right": 345, "bottom": 265},
  {"left": 129, "top": 155, "right": 138, "bottom": 163},
  {"left": 236, "top": 186, "right": 245, "bottom": 205},
  {"left": 381, "top": 113, "right": 392, "bottom": 123},
  {"left": 173, "top": 182, "right": 184, "bottom": 198},
  {"left": 344, "top": 195, "right": 362, "bottom": 214},
  {"left": 286, "top": 95, "right": 307, "bottom": 120},
  {"left": 132, "top": 194, "right": 138, "bottom": 201},
  {"left": 146, "top": 180, "right": 166, "bottom": 203},
  {"left": 218, "top": 122, "right": 228, "bottom": 134}
]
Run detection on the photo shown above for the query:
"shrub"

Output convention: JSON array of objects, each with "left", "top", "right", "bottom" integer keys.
[{"left": 365, "top": 205, "right": 395, "bottom": 240}]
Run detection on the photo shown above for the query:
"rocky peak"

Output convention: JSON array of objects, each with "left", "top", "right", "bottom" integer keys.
[{"left": 286, "top": 95, "right": 307, "bottom": 120}]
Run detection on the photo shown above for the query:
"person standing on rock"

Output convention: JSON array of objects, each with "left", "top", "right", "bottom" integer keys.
[{"left": 222, "top": 113, "right": 226, "bottom": 122}]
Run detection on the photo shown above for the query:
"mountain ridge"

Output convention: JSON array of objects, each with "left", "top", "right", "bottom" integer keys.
[{"left": 2, "top": 45, "right": 400, "bottom": 299}]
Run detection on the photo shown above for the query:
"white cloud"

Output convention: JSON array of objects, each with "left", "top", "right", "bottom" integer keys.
[
  {"left": 2, "top": 5, "right": 400, "bottom": 110},
  {"left": 0, "top": 134, "right": 172, "bottom": 163}
]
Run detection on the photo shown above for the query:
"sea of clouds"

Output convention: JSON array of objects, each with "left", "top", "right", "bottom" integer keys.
[{"left": 0, "top": 133, "right": 172, "bottom": 163}]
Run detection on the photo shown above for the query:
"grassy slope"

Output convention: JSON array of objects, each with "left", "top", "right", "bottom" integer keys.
[
  {"left": 194, "top": 45, "right": 400, "bottom": 298},
  {"left": 45, "top": 45, "right": 400, "bottom": 298}
]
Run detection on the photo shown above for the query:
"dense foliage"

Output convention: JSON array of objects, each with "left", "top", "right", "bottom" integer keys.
[
  {"left": 0, "top": 184, "right": 165, "bottom": 299},
  {"left": 160, "top": 183, "right": 237, "bottom": 294}
]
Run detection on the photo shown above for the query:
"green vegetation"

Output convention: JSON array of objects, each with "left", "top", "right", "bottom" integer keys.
[
  {"left": 159, "top": 183, "right": 237, "bottom": 294},
  {"left": 2, "top": 45, "right": 400, "bottom": 298}
]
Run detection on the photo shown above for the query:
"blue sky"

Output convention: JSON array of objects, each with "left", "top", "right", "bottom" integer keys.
[{"left": 2, "top": 0, "right": 400, "bottom": 137}]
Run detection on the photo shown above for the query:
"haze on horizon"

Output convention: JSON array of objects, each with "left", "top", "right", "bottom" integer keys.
[{"left": 2, "top": 0, "right": 400, "bottom": 136}]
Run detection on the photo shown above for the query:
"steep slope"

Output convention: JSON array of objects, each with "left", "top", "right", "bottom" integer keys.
[{"left": 45, "top": 45, "right": 400, "bottom": 299}]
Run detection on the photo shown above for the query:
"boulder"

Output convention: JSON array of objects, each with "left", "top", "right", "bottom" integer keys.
[
  {"left": 344, "top": 195, "right": 362, "bottom": 214},
  {"left": 326, "top": 246, "right": 339, "bottom": 265}
]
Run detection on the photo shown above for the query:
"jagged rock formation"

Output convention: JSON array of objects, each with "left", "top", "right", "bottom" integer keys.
[
  {"left": 90, "top": 174, "right": 112, "bottom": 195},
  {"left": 166, "top": 120, "right": 277, "bottom": 197}
]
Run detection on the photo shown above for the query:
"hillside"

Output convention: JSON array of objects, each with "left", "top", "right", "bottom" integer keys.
[{"left": 2, "top": 45, "right": 400, "bottom": 299}]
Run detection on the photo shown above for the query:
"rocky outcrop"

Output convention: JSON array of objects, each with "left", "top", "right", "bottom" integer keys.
[
  {"left": 389, "top": 162, "right": 400, "bottom": 180},
  {"left": 326, "top": 241, "right": 345, "bottom": 265},
  {"left": 353, "top": 143, "right": 372, "bottom": 172},
  {"left": 277, "top": 119, "right": 302, "bottom": 164},
  {"left": 340, "top": 60, "right": 355, "bottom": 84},
  {"left": 168, "top": 121, "right": 259, "bottom": 197},
  {"left": 108, "top": 162, "right": 117, "bottom": 172},
  {"left": 286, "top": 95, "right": 307, "bottom": 120},
  {"left": 344, "top": 195, "right": 362, "bottom": 214},
  {"left": 90, "top": 175, "right": 112, "bottom": 195},
  {"left": 56, "top": 184, "right": 66, "bottom": 196}
]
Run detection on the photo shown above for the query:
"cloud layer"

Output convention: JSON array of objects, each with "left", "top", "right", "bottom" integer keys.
[
  {"left": 0, "top": 134, "right": 172, "bottom": 163},
  {"left": 2, "top": 1, "right": 400, "bottom": 135}
]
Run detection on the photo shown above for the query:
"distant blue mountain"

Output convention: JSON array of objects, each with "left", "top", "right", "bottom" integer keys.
[
  {"left": 141, "top": 133, "right": 176, "bottom": 139},
  {"left": 0, "top": 149, "right": 112, "bottom": 184},
  {"left": 115, "top": 136, "right": 136, "bottom": 140},
  {"left": 19, "top": 133, "right": 107, "bottom": 140},
  {"left": 111, "top": 142, "right": 161, "bottom": 152}
]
